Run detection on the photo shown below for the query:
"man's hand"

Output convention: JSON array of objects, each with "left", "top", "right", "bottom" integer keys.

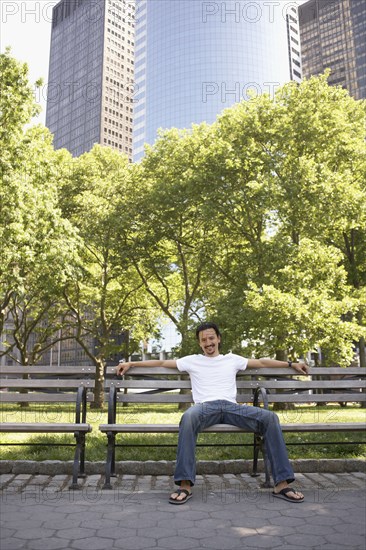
[
  {"left": 291, "top": 362, "right": 309, "bottom": 375},
  {"left": 116, "top": 361, "right": 132, "bottom": 376}
]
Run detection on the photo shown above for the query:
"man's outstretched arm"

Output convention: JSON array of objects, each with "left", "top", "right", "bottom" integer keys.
[
  {"left": 247, "top": 358, "right": 309, "bottom": 375},
  {"left": 116, "top": 359, "right": 177, "bottom": 376}
]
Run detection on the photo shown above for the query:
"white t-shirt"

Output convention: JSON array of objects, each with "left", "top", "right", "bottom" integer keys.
[{"left": 176, "top": 353, "right": 248, "bottom": 404}]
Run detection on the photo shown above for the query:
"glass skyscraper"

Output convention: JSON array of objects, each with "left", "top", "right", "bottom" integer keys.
[
  {"left": 46, "top": 0, "right": 135, "bottom": 158},
  {"left": 299, "top": 0, "right": 366, "bottom": 101},
  {"left": 133, "top": 0, "right": 302, "bottom": 160}
]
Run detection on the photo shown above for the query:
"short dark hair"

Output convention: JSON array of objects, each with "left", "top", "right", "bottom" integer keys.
[{"left": 195, "top": 322, "right": 221, "bottom": 341}]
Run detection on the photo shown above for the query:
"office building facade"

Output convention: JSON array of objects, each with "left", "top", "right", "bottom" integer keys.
[
  {"left": 133, "top": 0, "right": 302, "bottom": 160},
  {"left": 46, "top": 0, "right": 135, "bottom": 158},
  {"left": 299, "top": 0, "right": 366, "bottom": 100}
]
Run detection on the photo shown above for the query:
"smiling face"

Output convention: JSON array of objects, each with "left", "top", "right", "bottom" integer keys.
[{"left": 198, "top": 328, "right": 221, "bottom": 357}]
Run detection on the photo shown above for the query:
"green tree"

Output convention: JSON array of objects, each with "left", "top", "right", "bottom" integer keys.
[
  {"left": 195, "top": 74, "right": 365, "bottom": 365},
  {"left": 0, "top": 48, "right": 42, "bottom": 166},
  {"left": 0, "top": 52, "right": 81, "bottom": 364},
  {"left": 129, "top": 126, "right": 217, "bottom": 355},
  {"left": 0, "top": 49, "right": 42, "bottom": 334},
  {"left": 266, "top": 74, "right": 366, "bottom": 366},
  {"left": 243, "top": 239, "right": 360, "bottom": 365},
  {"left": 190, "top": 94, "right": 279, "bottom": 351},
  {"left": 61, "top": 145, "right": 155, "bottom": 408}
]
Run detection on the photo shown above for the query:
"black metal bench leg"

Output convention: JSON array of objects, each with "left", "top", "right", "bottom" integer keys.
[
  {"left": 70, "top": 432, "right": 84, "bottom": 490},
  {"left": 79, "top": 433, "right": 87, "bottom": 477},
  {"left": 103, "top": 432, "right": 116, "bottom": 489},
  {"left": 251, "top": 433, "right": 272, "bottom": 487},
  {"left": 111, "top": 439, "right": 116, "bottom": 478},
  {"left": 251, "top": 433, "right": 261, "bottom": 478},
  {"left": 261, "top": 444, "right": 272, "bottom": 488}
]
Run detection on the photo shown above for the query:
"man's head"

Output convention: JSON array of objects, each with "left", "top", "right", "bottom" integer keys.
[{"left": 196, "top": 322, "right": 221, "bottom": 357}]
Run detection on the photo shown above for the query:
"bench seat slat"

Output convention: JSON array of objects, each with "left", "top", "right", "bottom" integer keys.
[
  {"left": 100, "top": 423, "right": 251, "bottom": 433},
  {"left": 99, "top": 422, "right": 366, "bottom": 434},
  {"left": 0, "top": 423, "right": 92, "bottom": 433},
  {"left": 115, "top": 393, "right": 365, "bottom": 404},
  {"left": 281, "top": 423, "right": 366, "bottom": 432}
]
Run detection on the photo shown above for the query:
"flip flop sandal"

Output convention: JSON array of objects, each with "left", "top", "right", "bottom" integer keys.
[
  {"left": 169, "top": 488, "right": 193, "bottom": 505},
  {"left": 272, "top": 488, "right": 304, "bottom": 503}
]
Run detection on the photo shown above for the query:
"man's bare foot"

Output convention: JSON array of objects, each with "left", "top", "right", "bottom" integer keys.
[
  {"left": 273, "top": 481, "right": 304, "bottom": 502},
  {"left": 169, "top": 481, "right": 192, "bottom": 504}
]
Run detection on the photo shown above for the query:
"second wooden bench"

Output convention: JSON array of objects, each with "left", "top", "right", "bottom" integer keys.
[{"left": 0, "top": 365, "right": 96, "bottom": 489}]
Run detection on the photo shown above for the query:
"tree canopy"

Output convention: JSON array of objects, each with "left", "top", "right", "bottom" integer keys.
[
  {"left": 2, "top": 50, "right": 365, "bottom": 376},
  {"left": 0, "top": 51, "right": 80, "bottom": 364}
]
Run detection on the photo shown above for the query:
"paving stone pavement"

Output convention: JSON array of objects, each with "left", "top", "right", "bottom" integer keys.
[{"left": 1, "top": 471, "right": 365, "bottom": 550}]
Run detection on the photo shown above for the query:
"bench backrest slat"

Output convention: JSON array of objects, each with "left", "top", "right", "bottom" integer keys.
[
  {"left": 106, "top": 379, "right": 365, "bottom": 390},
  {"left": 0, "top": 366, "right": 96, "bottom": 375},
  {"left": 117, "top": 393, "right": 193, "bottom": 403},
  {"left": 266, "top": 393, "right": 366, "bottom": 403},
  {"left": 0, "top": 379, "right": 95, "bottom": 389},
  {"left": 0, "top": 393, "right": 86, "bottom": 403},
  {"left": 106, "top": 366, "right": 366, "bottom": 377}
]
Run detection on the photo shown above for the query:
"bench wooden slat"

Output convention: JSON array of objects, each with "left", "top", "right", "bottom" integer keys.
[
  {"left": 107, "top": 379, "right": 365, "bottom": 390},
  {"left": 115, "top": 392, "right": 365, "bottom": 404},
  {"left": 0, "top": 423, "right": 92, "bottom": 433},
  {"left": 108, "top": 380, "right": 194, "bottom": 389},
  {"left": 100, "top": 423, "right": 251, "bottom": 433},
  {"left": 247, "top": 380, "right": 366, "bottom": 389},
  {"left": 307, "top": 367, "right": 366, "bottom": 376},
  {"left": 265, "top": 393, "right": 366, "bottom": 403},
  {"left": 281, "top": 423, "right": 366, "bottom": 432},
  {"left": 0, "top": 393, "right": 86, "bottom": 403},
  {"left": 99, "top": 422, "right": 366, "bottom": 434},
  {"left": 117, "top": 393, "right": 194, "bottom": 403},
  {"left": 0, "top": 366, "right": 96, "bottom": 375},
  {"left": 106, "top": 366, "right": 366, "bottom": 376},
  {"left": 0, "top": 380, "right": 95, "bottom": 389}
]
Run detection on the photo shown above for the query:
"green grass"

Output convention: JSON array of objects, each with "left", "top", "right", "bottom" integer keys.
[{"left": 1, "top": 403, "right": 365, "bottom": 462}]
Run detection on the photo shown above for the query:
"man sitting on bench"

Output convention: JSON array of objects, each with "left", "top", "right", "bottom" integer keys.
[{"left": 117, "top": 322, "right": 308, "bottom": 505}]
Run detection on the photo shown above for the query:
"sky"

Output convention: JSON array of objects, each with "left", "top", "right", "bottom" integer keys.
[
  {"left": 1, "top": 0, "right": 308, "bottom": 127},
  {"left": 1, "top": 1, "right": 57, "bottom": 124}
]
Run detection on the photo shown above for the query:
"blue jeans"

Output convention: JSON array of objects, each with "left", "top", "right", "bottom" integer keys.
[{"left": 174, "top": 400, "right": 294, "bottom": 487}]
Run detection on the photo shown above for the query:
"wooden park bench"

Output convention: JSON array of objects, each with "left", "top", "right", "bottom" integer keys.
[
  {"left": 0, "top": 365, "right": 95, "bottom": 489},
  {"left": 100, "top": 366, "right": 365, "bottom": 489}
]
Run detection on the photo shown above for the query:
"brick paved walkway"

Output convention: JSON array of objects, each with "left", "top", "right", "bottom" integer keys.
[{"left": 1, "top": 472, "right": 365, "bottom": 550}]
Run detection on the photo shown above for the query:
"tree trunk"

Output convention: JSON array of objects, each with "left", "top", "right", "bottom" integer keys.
[
  {"left": 20, "top": 363, "right": 30, "bottom": 408},
  {"left": 91, "top": 359, "right": 105, "bottom": 410},
  {"left": 178, "top": 330, "right": 191, "bottom": 411},
  {"left": 358, "top": 336, "right": 366, "bottom": 408},
  {"left": 359, "top": 336, "right": 366, "bottom": 369},
  {"left": 275, "top": 349, "right": 287, "bottom": 362}
]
